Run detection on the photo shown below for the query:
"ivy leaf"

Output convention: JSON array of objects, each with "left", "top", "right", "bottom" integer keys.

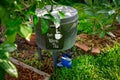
[
  {"left": 116, "top": 15, "right": 120, "bottom": 24},
  {"left": 6, "top": 18, "right": 22, "bottom": 29},
  {"left": 6, "top": 31, "right": 17, "bottom": 43},
  {"left": 0, "top": 43, "right": 17, "bottom": 52},
  {"left": 44, "top": 13, "right": 61, "bottom": 32},
  {"left": 0, "top": 60, "right": 18, "bottom": 78},
  {"left": 41, "top": 18, "right": 49, "bottom": 34},
  {"left": 58, "top": 11, "right": 65, "bottom": 18},
  {"left": 44, "top": 14, "right": 54, "bottom": 22},
  {"left": 19, "top": 25, "right": 32, "bottom": 41},
  {"left": 0, "top": 51, "right": 10, "bottom": 60},
  {"left": 113, "top": 0, "right": 119, "bottom": 7}
]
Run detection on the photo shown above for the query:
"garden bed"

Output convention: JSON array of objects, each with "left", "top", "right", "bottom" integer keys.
[
  {"left": 75, "top": 24, "right": 120, "bottom": 54},
  {"left": 5, "top": 58, "right": 50, "bottom": 80}
]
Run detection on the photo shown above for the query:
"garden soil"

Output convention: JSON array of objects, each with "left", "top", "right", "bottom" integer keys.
[{"left": 5, "top": 64, "right": 45, "bottom": 80}]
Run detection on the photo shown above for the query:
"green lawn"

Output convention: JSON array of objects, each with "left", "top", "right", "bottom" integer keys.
[{"left": 50, "top": 43, "right": 120, "bottom": 80}]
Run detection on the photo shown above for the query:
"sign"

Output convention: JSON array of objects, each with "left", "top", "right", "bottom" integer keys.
[{"left": 46, "top": 26, "right": 64, "bottom": 49}]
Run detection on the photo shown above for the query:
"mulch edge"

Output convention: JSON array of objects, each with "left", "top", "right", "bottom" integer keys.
[{"left": 10, "top": 57, "right": 50, "bottom": 80}]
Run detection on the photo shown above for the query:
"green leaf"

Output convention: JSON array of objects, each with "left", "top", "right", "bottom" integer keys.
[
  {"left": 41, "top": 18, "right": 49, "bottom": 34},
  {"left": 37, "top": 1, "right": 44, "bottom": 8},
  {"left": 85, "top": 10, "right": 94, "bottom": 16},
  {"left": 116, "top": 15, "right": 120, "bottom": 24},
  {"left": 33, "top": 15, "right": 39, "bottom": 27},
  {"left": 0, "top": 60, "right": 18, "bottom": 78},
  {"left": 0, "top": 51, "right": 10, "bottom": 60},
  {"left": 0, "top": 43, "right": 17, "bottom": 52},
  {"left": 113, "top": 0, "right": 119, "bottom": 7},
  {"left": 97, "top": 10, "right": 108, "bottom": 14},
  {"left": 6, "top": 32, "right": 17, "bottom": 43},
  {"left": 44, "top": 14, "right": 54, "bottom": 22},
  {"left": 19, "top": 25, "right": 32, "bottom": 41},
  {"left": 54, "top": 15, "right": 60, "bottom": 28},
  {"left": 58, "top": 11, "right": 65, "bottom": 18},
  {"left": 99, "top": 31, "right": 105, "bottom": 38},
  {"left": 6, "top": 18, "right": 22, "bottom": 29},
  {"left": 30, "top": 3, "right": 36, "bottom": 12},
  {"left": 0, "top": 67, "right": 5, "bottom": 80}
]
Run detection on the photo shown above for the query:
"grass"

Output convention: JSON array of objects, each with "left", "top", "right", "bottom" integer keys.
[{"left": 50, "top": 43, "right": 120, "bottom": 80}]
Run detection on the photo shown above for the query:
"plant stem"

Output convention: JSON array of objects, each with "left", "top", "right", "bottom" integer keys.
[
  {"left": 93, "top": 19, "right": 96, "bottom": 33},
  {"left": 112, "top": 13, "right": 117, "bottom": 27}
]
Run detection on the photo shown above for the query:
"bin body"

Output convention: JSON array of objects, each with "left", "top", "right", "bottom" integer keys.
[{"left": 36, "top": 6, "right": 78, "bottom": 51}]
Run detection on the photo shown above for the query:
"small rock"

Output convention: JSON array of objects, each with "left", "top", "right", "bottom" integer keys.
[
  {"left": 91, "top": 47, "right": 100, "bottom": 55},
  {"left": 75, "top": 43, "right": 89, "bottom": 52}
]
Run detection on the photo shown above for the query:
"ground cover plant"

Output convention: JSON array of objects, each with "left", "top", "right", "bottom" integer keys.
[
  {"left": 76, "top": 0, "right": 120, "bottom": 38},
  {"left": 50, "top": 42, "right": 120, "bottom": 80}
]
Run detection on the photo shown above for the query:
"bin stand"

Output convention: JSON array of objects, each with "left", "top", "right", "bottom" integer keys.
[
  {"left": 53, "top": 51, "right": 58, "bottom": 68},
  {"left": 38, "top": 47, "right": 74, "bottom": 68},
  {"left": 38, "top": 47, "right": 58, "bottom": 68},
  {"left": 38, "top": 47, "right": 42, "bottom": 60}
]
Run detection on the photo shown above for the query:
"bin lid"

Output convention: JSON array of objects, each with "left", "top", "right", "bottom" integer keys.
[{"left": 35, "top": 5, "right": 78, "bottom": 24}]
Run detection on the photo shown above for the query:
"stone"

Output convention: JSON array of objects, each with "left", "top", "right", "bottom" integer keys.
[
  {"left": 75, "top": 43, "right": 89, "bottom": 52},
  {"left": 91, "top": 47, "right": 100, "bottom": 55}
]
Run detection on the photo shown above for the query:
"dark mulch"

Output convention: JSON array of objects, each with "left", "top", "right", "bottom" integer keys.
[
  {"left": 76, "top": 24, "right": 120, "bottom": 50},
  {"left": 5, "top": 64, "right": 45, "bottom": 80},
  {"left": 14, "top": 35, "right": 54, "bottom": 74}
]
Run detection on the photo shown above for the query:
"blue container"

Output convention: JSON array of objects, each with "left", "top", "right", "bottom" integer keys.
[{"left": 61, "top": 56, "right": 72, "bottom": 68}]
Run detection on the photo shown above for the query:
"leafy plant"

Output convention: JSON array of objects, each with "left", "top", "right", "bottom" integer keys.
[
  {"left": 83, "top": 0, "right": 116, "bottom": 38},
  {"left": 50, "top": 42, "right": 120, "bottom": 80},
  {"left": 0, "top": 43, "right": 18, "bottom": 79},
  {"left": 0, "top": 0, "right": 59, "bottom": 79},
  {"left": 101, "top": 0, "right": 120, "bottom": 25},
  {"left": 72, "top": 3, "right": 93, "bottom": 34}
]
